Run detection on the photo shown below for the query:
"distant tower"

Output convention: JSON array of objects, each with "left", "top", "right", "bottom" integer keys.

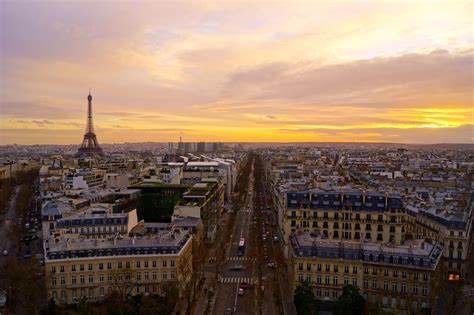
[{"left": 76, "top": 90, "right": 104, "bottom": 157}]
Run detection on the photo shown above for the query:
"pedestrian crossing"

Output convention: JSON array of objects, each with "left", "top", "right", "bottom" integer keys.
[
  {"left": 219, "top": 277, "right": 256, "bottom": 285},
  {"left": 226, "top": 256, "right": 255, "bottom": 261},
  {"left": 208, "top": 256, "right": 256, "bottom": 262}
]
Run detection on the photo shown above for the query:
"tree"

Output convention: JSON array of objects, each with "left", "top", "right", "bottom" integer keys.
[
  {"left": 294, "top": 280, "right": 318, "bottom": 315},
  {"left": 333, "top": 285, "right": 365, "bottom": 315},
  {"left": 108, "top": 267, "right": 138, "bottom": 302}
]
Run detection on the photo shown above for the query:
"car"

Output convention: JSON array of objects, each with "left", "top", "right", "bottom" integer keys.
[
  {"left": 224, "top": 308, "right": 232, "bottom": 315},
  {"left": 2, "top": 250, "right": 8, "bottom": 256},
  {"left": 240, "top": 282, "right": 249, "bottom": 289},
  {"left": 273, "top": 236, "right": 279, "bottom": 242},
  {"left": 229, "top": 265, "right": 245, "bottom": 271},
  {"left": 238, "top": 288, "right": 244, "bottom": 295},
  {"left": 22, "top": 254, "right": 32, "bottom": 260}
]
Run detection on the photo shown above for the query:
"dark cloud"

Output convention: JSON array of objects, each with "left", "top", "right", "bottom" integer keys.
[
  {"left": 275, "top": 124, "right": 473, "bottom": 144},
  {"left": 0, "top": 101, "right": 74, "bottom": 119},
  {"left": 223, "top": 50, "right": 474, "bottom": 107},
  {"left": 266, "top": 115, "right": 277, "bottom": 119}
]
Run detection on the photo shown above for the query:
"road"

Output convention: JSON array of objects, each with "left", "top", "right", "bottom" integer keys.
[
  {"left": 192, "top": 153, "right": 297, "bottom": 315},
  {"left": 0, "top": 176, "right": 46, "bottom": 313}
]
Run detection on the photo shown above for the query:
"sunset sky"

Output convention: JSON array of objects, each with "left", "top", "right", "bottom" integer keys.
[{"left": 1, "top": 1, "right": 473, "bottom": 144}]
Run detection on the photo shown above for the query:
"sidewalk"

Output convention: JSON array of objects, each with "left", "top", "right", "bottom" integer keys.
[
  {"left": 279, "top": 267, "right": 297, "bottom": 315},
  {"left": 193, "top": 271, "right": 218, "bottom": 315}
]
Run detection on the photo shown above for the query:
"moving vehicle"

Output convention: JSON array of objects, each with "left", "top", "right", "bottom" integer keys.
[
  {"left": 229, "top": 265, "right": 245, "bottom": 271},
  {"left": 238, "top": 238, "right": 245, "bottom": 256}
]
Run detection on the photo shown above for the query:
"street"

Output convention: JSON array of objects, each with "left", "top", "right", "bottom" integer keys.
[{"left": 194, "top": 153, "right": 296, "bottom": 315}]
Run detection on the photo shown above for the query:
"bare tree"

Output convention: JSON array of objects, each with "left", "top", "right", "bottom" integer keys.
[{"left": 107, "top": 267, "right": 138, "bottom": 302}]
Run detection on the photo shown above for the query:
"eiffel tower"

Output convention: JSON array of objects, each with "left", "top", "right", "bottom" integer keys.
[{"left": 76, "top": 90, "right": 104, "bottom": 157}]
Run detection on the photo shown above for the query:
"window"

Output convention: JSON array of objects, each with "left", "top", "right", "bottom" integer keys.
[
  {"left": 100, "top": 287, "right": 105, "bottom": 297},
  {"left": 88, "top": 263, "right": 93, "bottom": 271},
  {"left": 52, "top": 278, "right": 57, "bottom": 287},
  {"left": 51, "top": 266, "right": 56, "bottom": 273},
  {"left": 333, "top": 276, "right": 338, "bottom": 285},
  {"left": 107, "top": 262, "right": 112, "bottom": 270},
  {"left": 298, "top": 263, "right": 303, "bottom": 270},
  {"left": 372, "top": 279, "right": 377, "bottom": 289},
  {"left": 392, "top": 282, "right": 398, "bottom": 292},
  {"left": 60, "top": 266, "right": 65, "bottom": 273},
  {"left": 307, "top": 263, "right": 312, "bottom": 271},
  {"left": 326, "top": 264, "right": 330, "bottom": 272},
  {"left": 401, "top": 283, "right": 406, "bottom": 293},
  {"left": 325, "top": 276, "right": 330, "bottom": 285},
  {"left": 162, "top": 272, "right": 168, "bottom": 280},
  {"left": 71, "top": 265, "right": 76, "bottom": 272},
  {"left": 414, "top": 273, "right": 419, "bottom": 280},
  {"left": 99, "top": 274, "right": 104, "bottom": 283},
  {"left": 144, "top": 261, "right": 149, "bottom": 268},
  {"left": 384, "top": 269, "right": 389, "bottom": 277},
  {"left": 171, "top": 271, "right": 176, "bottom": 279},
  {"left": 383, "top": 281, "right": 388, "bottom": 291},
  {"left": 422, "top": 286, "right": 428, "bottom": 296},
  {"left": 72, "top": 275, "right": 77, "bottom": 284},
  {"left": 137, "top": 261, "right": 141, "bottom": 268},
  {"left": 108, "top": 274, "right": 113, "bottom": 282},
  {"left": 363, "top": 279, "right": 368, "bottom": 288},
  {"left": 99, "top": 263, "right": 104, "bottom": 270},
  {"left": 80, "top": 275, "right": 85, "bottom": 284},
  {"left": 72, "top": 289, "right": 77, "bottom": 298},
  {"left": 306, "top": 274, "right": 312, "bottom": 282},
  {"left": 413, "top": 284, "right": 418, "bottom": 294},
  {"left": 334, "top": 265, "right": 338, "bottom": 272},
  {"left": 316, "top": 289, "right": 321, "bottom": 297},
  {"left": 344, "top": 266, "right": 349, "bottom": 273},
  {"left": 80, "top": 264, "right": 84, "bottom": 271},
  {"left": 317, "top": 275, "right": 322, "bottom": 284},
  {"left": 152, "top": 261, "right": 157, "bottom": 268},
  {"left": 152, "top": 272, "right": 157, "bottom": 280},
  {"left": 353, "top": 266, "right": 357, "bottom": 274},
  {"left": 352, "top": 278, "right": 357, "bottom": 286},
  {"left": 163, "top": 260, "right": 167, "bottom": 267},
  {"left": 88, "top": 275, "right": 94, "bottom": 283},
  {"left": 137, "top": 272, "right": 141, "bottom": 281},
  {"left": 317, "top": 264, "right": 322, "bottom": 272},
  {"left": 402, "top": 271, "right": 407, "bottom": 278},
  {"left": 393, "top": 270, "right": 398, "bottom": 277},
  {"left": 364, "top": 267, "right": 369, "bottom": 275},
  {"left": 52, "top": 291, "right": 57, "bottom": 300},
  {"left": 344, "top": 277, "right": 349, "bottom": 286},
  {"left": 60, "top": 276, "right": 65, "bottom": 285}
]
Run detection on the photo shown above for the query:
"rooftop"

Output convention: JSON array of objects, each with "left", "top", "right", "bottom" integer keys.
[{"left": 291, "top": 232, "right": 443, "bottom": 270}]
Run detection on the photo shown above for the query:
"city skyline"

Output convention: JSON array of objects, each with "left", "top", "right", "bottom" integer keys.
[{"left": 1, "top": 1, "right": 473, "bottom": 145}]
